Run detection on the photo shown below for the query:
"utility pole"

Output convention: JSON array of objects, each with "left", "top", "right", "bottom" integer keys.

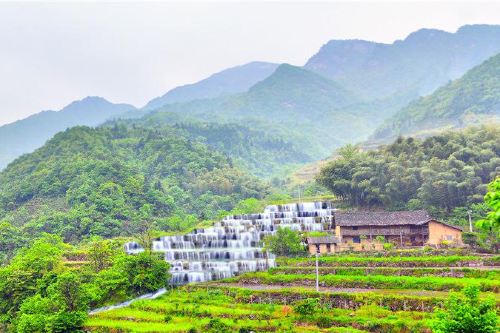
[
  {"left": 468, "top": 210, "right": 473, "bottom": 232},
  {"left": 315, "top": 251, "right": 319, "bottom": 292}
]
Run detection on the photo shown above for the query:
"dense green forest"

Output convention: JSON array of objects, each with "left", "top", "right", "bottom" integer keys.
[
  {"left": 0, "top": 235, "right": 170, "bottom": 332},
  {"left": 318, "top": 126, "right": 500, "bottom": 220},
  {"left": 0, "top": 124, "right": 268, "bottom": 251},
  {"left": 374, "top": 53, "right": 500, "bottom": 140},
  {"left": 121, "top": 117, "right": 313, "bottom": 178}
]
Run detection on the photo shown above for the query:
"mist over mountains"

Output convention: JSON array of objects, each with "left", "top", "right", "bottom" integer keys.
[{"left": 1, "top": 24, "right": 500, "bottom": 172}]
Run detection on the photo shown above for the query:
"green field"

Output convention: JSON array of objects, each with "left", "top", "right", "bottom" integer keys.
[{"left": 85, "top": 253, "right": 500, "bottom": 332}]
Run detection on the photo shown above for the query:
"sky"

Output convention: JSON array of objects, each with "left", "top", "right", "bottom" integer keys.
[{"left": 1, "top": 1, "right": 500, "bottom": 126}]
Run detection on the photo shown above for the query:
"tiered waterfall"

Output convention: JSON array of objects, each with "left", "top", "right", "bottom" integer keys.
[{"left": 125, "top": 201, "right": 335, "bottom": 285}]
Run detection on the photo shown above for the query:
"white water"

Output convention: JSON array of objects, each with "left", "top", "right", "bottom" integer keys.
[
  {"left": 89, "top": 288, "right": 167, "bottom": 315},
  {"left": 125, "top": 201, "right": 335, "bottom": 285},
  {"left": 91, "top": 202, "right": 335, "bottom": 314}
]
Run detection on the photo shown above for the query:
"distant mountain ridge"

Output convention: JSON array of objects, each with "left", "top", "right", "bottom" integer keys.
[
  {"left": 305, "top": 24, "right": 500, "bottom": 101},
  {"left": 143, "top": 64, "right": 374, "bottom": 158},
  {"left": 372, "top": 52, "right": 500, "bottom": 140},
  {"left": 144, "top": 61, "right": 279, "bottom": 109},
  {"left": 3, "top": 24, "right": 500, "bottom": 172},
  {"left": 0, "top": 97, "right": 136, "bottom": 169}
]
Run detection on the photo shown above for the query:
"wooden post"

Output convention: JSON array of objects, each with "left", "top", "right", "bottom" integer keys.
[{"left": 399, "top": 227, "right": 403, "bottom": 247}]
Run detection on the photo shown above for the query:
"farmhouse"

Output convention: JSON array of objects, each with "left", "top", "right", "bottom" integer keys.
[{"left": 307, "top": 210, "right": 462, "bottom": 254}]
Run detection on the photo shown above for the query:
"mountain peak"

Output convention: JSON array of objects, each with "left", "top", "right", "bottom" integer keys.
[
  {"left": 144, "top": 61, "right": 279, "bottom": 109},
  {"left": 402, "top": 28, "right": 451, "bottom": 43}
]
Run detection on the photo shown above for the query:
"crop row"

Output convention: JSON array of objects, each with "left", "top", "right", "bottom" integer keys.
[
  {"left": 269, "top": 266, "right": 500, "bottom": 279},
  {"left": 278, "top": 255, "right": 497, "bottom": 267},
  {"left": 86, "top": 288, "right": 436, "bottom": 332},
  {"left": 229, "top": 272, "right": 500, "bottom": 292}
]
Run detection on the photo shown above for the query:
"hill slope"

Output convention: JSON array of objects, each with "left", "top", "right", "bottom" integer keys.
[
  {"left": 373, "top": 53, "right": 500, "bottom": 140},
  {"left": 318, "top": 126, "right": 500, "bottom": 214},
  {"left": 145, "top": 64, "right": 374, "bottom": 158},
  {"left": 144, "top": 61, "right": 278, "bottom": 109},
  {"left": 126, "top": 115, "right": 313, "bottom": 178},
  {"left": 0, "top": 97, "right": 136, "bottom": 170},
  {"left": 0, "top": 125, "right": 268, "bottom": 242},
  {"left": 305, "top": 25, "right": 500, "bottom": 101}
]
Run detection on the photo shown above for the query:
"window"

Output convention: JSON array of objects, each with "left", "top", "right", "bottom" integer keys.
[
  {"left": 353, "top": 236, "right": 361, "bottom": 243},
  {"left": 352, "top": 226, "right": 358, "bottom": 230},
  {"left": 446, "top": 235, "right": 453, "bottom": 241}
]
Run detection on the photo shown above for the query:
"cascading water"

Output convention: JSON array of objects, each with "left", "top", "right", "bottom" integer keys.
[{"left": 125, "top": 201, "right": 335, "bottom": 285}]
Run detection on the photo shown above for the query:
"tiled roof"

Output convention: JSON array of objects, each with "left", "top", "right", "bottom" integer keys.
[
  {"left": 307, "top": 236, "right": 340, "bottom": 244},
  {"left": 335, "top": 210, "right": 431, "bottom": 227},
  {"left": 335, "top": 210, "right": 462, "bottom": 231}
]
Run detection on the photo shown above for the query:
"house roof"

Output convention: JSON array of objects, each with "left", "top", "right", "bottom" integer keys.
[
  {"left": 335, "top": 210, "right": 430, "bottom": 226},
  {"left": 307, "top": 236, "right": 341, "bottom": 244},
  {"left": 335, "top": 210, "right": 462, "bottom": 231}
]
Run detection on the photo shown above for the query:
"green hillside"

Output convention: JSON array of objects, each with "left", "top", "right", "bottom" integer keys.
[
  {"left": 373, "top": 53, "right": 500, "bottom": 140},
  {"left": 0, "top": 97, "right": 136, "bottom": 170},
  {"left": 318, "top": 126, "right": 500, "bottom": 217},
  {"left": 146, "top": 64, "right": 376, "bottom": 158},
  {"left": 0, "top": 125, "right": 268, "bottom": 243},
  {"left": 122, "top": 115, "right": 313, "bottom": 178}
]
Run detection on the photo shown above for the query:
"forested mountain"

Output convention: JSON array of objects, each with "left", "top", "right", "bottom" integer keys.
[
  {"left": 124, "top": 115, "right": 313, "bottom": 178},
  {"left": 318, "top": 126, "right": 500, "bottom": 218},
  {"left": 145, "top": 64, "right": 374, "bottom": 158},
  {"left": 144, "top": 61, "right": 278, "bottom": 109},
  {"left": 0, "top": 125, "right": 268, "bottom": 244},
  {"left": 0, "top": 97, "right": 136, "bottom": 170},
  {"left": 305, "top": 25, "right": 500, "bottom": 101},
  {"left": 373, "top": 53, "right": 500, "bottom": 140}
]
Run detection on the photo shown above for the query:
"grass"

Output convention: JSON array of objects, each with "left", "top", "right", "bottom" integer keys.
[{"left": 231, "top": 271, "right": 500, "bottom": 292}]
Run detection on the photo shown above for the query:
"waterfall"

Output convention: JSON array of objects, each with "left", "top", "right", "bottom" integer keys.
[{"left": 125, "top": 201, "right": 335, "bottom": 285}]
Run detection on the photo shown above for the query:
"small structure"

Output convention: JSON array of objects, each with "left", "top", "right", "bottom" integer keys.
[
  {"left": 307, "top": 236, "right": 341, "bottom": 254},
  {"left": 335, "top": 210, "right": 462, "bottom": 250}
]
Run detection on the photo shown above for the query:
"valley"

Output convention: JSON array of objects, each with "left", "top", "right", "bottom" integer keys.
[{"left": 0, "top": 19, "right": 499, "bottom": 333}]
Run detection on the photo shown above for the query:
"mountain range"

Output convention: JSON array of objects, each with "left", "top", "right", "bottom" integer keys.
[
  {"left": 1, "top": 24, "right": 500, "bottom": 172},
  {"left": 0, "top": 97, "right": 136, "bottom": 169},
  {"left": 305, "top": 24, "right": 500, "bottom": 101},
  {"left": 144, "top": 61, "right": 279, "bottom": 109},
  {"left": 144, "top": 64, "right": 373, "bottom": 157}
]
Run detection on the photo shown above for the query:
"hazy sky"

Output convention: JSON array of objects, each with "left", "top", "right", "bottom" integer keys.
[{"left": 1, "top": 1, "right": 500, "bottom": 126}]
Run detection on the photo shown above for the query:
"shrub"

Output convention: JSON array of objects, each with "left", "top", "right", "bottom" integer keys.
[
  {"left": 294, "top": 298, "right": 320, "bottom": 317},
  {"left": 263, "top": 227, "right": 305, "bottom": 257},
  {"left": 206, "top": 318, "right": 231, "bottom": 333},
  {"left": 383, "top": 243, "right": 394, "bottom": 251},
  {"left": 315, "top": 315, "right": 332, "bottom": 328},
  {"left": 432, "top": 285, "right": 497, "bottom": 333}
]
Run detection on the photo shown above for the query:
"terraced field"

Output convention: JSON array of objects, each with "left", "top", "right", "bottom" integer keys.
[{"left": 85, "top": 252, "right": 500, "bottom": 332}]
